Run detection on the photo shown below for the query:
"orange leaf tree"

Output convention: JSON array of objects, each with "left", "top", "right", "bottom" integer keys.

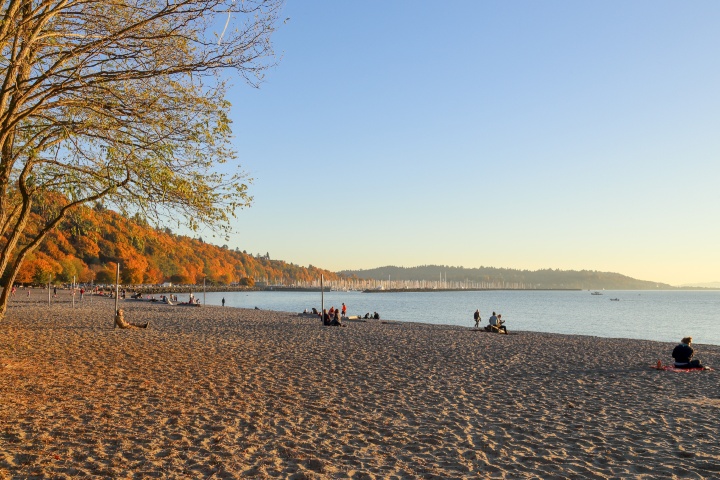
[{"left": 0, "top": 0, "right": 283, "bottom": 317}]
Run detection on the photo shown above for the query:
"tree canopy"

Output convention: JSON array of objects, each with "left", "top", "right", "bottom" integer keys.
[
  {"left": 0, "top": 0, "right": 283, "bottom": 316},
  {"left": 13, "top": 202, "right": 339, "bottom": 286}
]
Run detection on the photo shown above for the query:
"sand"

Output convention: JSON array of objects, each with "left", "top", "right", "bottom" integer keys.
[{"left": 1, "top": 289, "right": 719, "bottom": 479}]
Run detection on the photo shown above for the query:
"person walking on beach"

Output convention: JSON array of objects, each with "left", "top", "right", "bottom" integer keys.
[
  {"left": 114, "top": 309, "right": 149, "bottom": 329},
  {"left": 474, "top": 309, "right": 481, "bottom": 328},
  {"left": 222, "top": 297, "right": 225, "bottom": 307},
  {"left": 341, "top": 303, "right": 347, "bottom": 317},
  {"left": 672, "top": 337, "right": 705, "bottom": 369}
]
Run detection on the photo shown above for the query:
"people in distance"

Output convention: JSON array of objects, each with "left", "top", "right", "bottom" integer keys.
[{"left": 473, "top": 309, "right": 481, "bottom": 328}]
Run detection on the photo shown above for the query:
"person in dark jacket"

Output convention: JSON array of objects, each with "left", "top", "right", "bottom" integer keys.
[{"left": 672, "top": 337, "right": 704, "bottom": 369}]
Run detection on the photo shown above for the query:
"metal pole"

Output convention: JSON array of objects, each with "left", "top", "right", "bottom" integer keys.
[
  {"left": 72, "top": 275, "right": 75, "bottom": 309},
  {"left": 114, "top": 263, "right": 120, "bottom": 316},
  {"left": 203, "top": 277, "right": 206, "bottom": 306},
  {"left": 48, "top": 282, "right": 50, "bottom": 306},
  {"left": 321, "top": 274, "right": 324, "bottom": 319}
]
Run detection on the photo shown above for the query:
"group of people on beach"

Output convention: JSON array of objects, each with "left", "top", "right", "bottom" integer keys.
[
  {"left": 109, "top": 295, "right": 708, "bottom": 372},
  {"left": 474, "top": 309, "right": 508, "bottom": 334},
  {"left": 321, "top": 304, "right": 346, "bottom": 326},
  {"left": 301, "top": 304, "right": 382, "bottom": 323},
  {"left": 300, "top": 304, "right": 352, "bottom": 326},
  {"left": 471, "top": 311, "right": 710, "bottom": 369}
]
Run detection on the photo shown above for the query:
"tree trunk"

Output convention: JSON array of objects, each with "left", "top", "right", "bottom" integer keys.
[
  {"left": 0, "top": 256, "right": 23, "bottom": 318},
  {"left": 0, "top": 199, "right": 32, "bottom": 292}
]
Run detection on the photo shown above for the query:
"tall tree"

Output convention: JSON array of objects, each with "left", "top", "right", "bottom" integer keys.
[{"left": 0, "top": 0, "right": 282, "bottom": 317}]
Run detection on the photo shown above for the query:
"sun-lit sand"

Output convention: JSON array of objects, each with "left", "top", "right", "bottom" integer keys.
[{"left": 1, "top": 289, "right": 719, "bottom": 478}]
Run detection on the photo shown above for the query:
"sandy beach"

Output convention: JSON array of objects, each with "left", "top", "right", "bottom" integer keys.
[{"left": 1, "top": 290, "right": 719, "bottom": 479}]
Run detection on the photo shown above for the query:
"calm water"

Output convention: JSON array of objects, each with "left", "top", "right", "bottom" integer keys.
[{"left": 191, "top": 289, "right": 720, "bottom": 345}]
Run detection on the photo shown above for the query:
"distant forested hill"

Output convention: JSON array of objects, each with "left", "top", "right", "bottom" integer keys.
[
  {"left": 340, "top": 265, "right": 673, "bottom": 290},
  {"left": 9, "top": 202, "right": 339, "bottom": 286}
]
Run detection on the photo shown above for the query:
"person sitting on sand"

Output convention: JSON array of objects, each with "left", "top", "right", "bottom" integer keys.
[
  {"left": 373, "top": 312, "right": 380, "bottom": 320},
  {"left": 330, "top": 309, "right": 345, "bottom": 326},
  {"left": 323, "top": 309, "right": 331, "bottom": 326},
  {"left": 487, "top": 312, "right": 507, "bottom": 333},
  {"left": 672, "top": 337, "right": 704, "bottom": 369},
  {"left": 114, "top": 309, "right": 149, "bottom": 329},
  {"left": 497, "top": 314, "right": 508, "bottom": 333}
]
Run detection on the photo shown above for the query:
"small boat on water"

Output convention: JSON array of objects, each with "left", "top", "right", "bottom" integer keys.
[
  {"left": 591, "top": 291, "right": 603, "bottom": 295},
  {"left": 610, "top": 298, "right": 620, "bottom": 301}
]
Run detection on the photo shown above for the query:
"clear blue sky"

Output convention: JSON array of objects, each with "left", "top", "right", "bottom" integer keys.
[{"left": 218, "top": 1, "right": 720, "bottom": 286}]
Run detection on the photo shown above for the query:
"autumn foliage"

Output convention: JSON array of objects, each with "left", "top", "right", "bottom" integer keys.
[{"left": 10, "top": 204, "right": 339, "bottom": 286}]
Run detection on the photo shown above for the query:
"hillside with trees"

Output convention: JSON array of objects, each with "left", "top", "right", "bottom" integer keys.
[
  {"left": 339, "top": 265, "right": 673, "bottom": 290},
  {"left": 10, "top": 201, "right": 339, "bottom": 287},
  {"left": 0, "top": 1, "right": 282, "bottom": 317}
]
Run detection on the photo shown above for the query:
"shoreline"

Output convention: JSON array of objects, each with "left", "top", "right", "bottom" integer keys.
[
  {"left": 19, "top": 289, "right": 720, "bottom": 346},
  {"left": 362, "top": 288, "right": 583, "bottom": 293},
  {"left": 1, "top": 292, "right": 719, "bottom": 478}
]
